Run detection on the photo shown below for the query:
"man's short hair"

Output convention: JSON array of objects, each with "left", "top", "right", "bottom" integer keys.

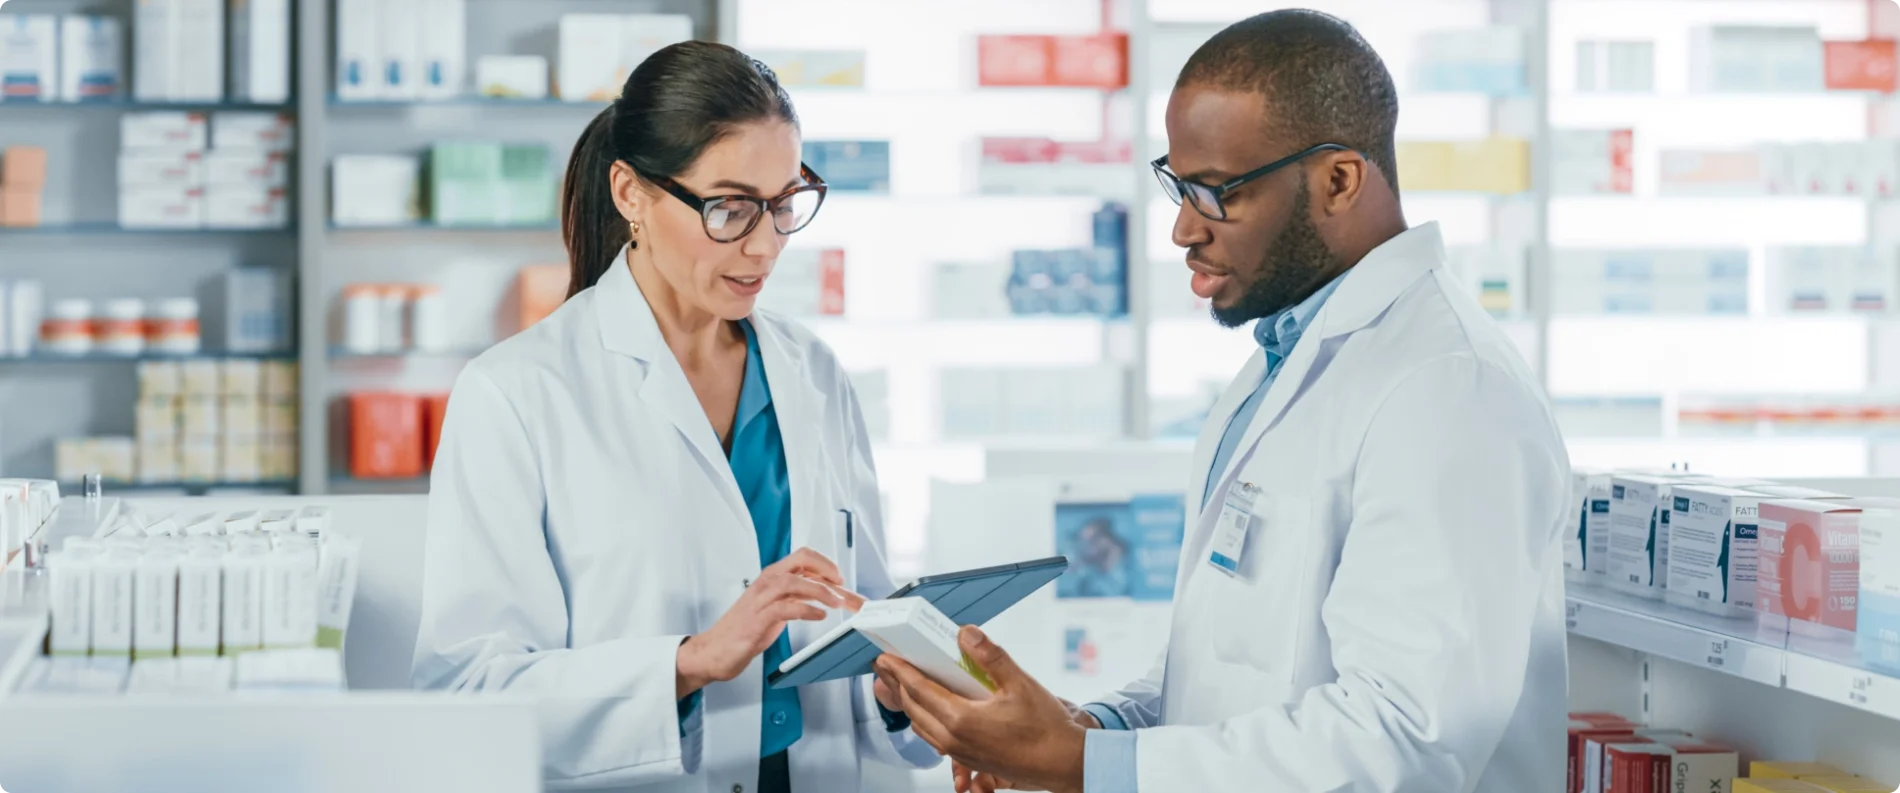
[{"left": 1178, "top": 9, "right": 1401, "bottom": 191}]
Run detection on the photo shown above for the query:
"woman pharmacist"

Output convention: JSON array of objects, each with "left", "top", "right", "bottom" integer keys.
[{"left": 411, "top": 41, "right": 940, "bottom": 793}]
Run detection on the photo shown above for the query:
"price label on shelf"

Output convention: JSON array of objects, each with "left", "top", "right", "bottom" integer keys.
[
  {"left": 1850, "top": 674, "right": 1876, "bottom": 707},
  {"left": 1705, "top": 639, "right": 1728, "bottom": 671},
  {"left": 1565, "top": 602, "right": 1581, "bottom": 632}
]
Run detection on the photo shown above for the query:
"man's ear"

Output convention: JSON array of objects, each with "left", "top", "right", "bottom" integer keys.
[{"left": 1317, "top": 151, "right": 1369, "bottom": 217}]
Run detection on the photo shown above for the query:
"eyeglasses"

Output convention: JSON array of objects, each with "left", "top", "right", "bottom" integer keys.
[
  {"left": 644, "top": 163, "right": 828, "bottom": 243},
  {"left": 1153, "top": 143, "right": 1351, "bottom": 221}
]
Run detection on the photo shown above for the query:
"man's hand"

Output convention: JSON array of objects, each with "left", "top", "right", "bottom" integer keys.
[{"left": 874, "top": 626, "right": 1088, "bottom": 793}]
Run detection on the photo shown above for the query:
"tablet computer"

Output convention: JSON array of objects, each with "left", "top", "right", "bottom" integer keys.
[{"left": 766, "top": 556, "right": 1069, "bottom": 689}]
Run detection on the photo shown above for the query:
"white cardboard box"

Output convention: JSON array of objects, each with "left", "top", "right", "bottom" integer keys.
[
  {"left": 174, "top": 0, "right": 225, "bottom": 101},
  {"left": 58, "top": 15, "right": 123, "bottom": 101},
  {"left": 419, "top": 0, "right": 467, "bottom": 99},
  {"left": 331, "top": 154, "right": 422, "bottom": 226},
  {"left": 558, "top": 14, "right": 625, "bottom": 102},
  {"left": 1666, "top": 484, "right": 1763, "bottom": 616},
  {"left": 1607, "top": 474, "right": 1674, "bottom": 598},
  {"left": 206, "top": 185, "right": 289, "bottom": 229},
  {"left": 476, "top": 55, "right": 549, "bottom": 99},
  {"left": 377, "top": 0, "right": 423, "bottom": 101},
  {"left": 212, "top": 111, "right": 295, "bottom": 152},
  {"left": 230, "top": 0, "right": 291, "bottom": 103},
  {"left": 334, "top": 0, "right": 380, "bottom": 100},
  {"left": 121, "top": 112, "right": 209, "bottom": 151},
  {"left": 852, "top": 598, "right": 993, "bottom": 699},
  {"left": 1, "top": 15, "right": 59, "bottom": 102},
  {"left": 120, "top": 151, "right": 206, "bottom": 188},
  {"left": 120, "top": 185, "right": 207, "bottom": 229},
  {"left": 206, "top": 150, "right": 290, "bottom": 186}
]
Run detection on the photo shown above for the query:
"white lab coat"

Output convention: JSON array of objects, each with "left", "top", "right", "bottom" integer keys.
[
  {"left": 411, "top": 255, "right": 941, "bottom": 792},
  {"left": 1090, "top": 223, "right": 1570, "bottom": 792}
]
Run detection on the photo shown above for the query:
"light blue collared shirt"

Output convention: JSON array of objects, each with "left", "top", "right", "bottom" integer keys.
[{"left": 1082, "top": 271, "right": 1346, "bottom": 793}]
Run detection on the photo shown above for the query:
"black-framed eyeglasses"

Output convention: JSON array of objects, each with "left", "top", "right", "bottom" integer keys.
[
  {"left": 644, "top": 163, "right": 828, "bottom": 243},
  {"left": 1153, "top": 143, "right": 1351, "bottom": 221}
]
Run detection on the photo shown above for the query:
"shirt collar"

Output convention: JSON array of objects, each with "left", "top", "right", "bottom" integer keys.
[
  {"left": 735, "top": 319, "right": 773, "bottom": 433},
  {"left": 1253, "top": 270, "right": 1348, "bottom": 355}
]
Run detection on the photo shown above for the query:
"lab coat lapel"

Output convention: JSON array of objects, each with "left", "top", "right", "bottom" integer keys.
[
  {"left": 593, "top": 255, "right": 752, "bottom": 534},
  {"left": 753, "top": 319, "right": 827, "bottom": 559},
  {"left": 1190, "top": 350, "right": 1267, "bottom": 519}
]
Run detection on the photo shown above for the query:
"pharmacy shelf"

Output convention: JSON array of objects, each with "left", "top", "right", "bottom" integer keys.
[
  {"left": 0, "top": 100, "right": 293, "bottom": 112},
  {"left": 326, "top": 222, "right": 559, "bottom": 233},
  {"left": 1566, "top": 582, "right": 1900, "bottom": 724},
  {"left": 0, "top": 224, "right": 295, "bottom": 235},
  {"left": 329, "top": 349, "right": 488, "bottom": 362},
  {"left": 73, "top": 480, "right": 297, "bottom": 495},
  {"left": 327, "top": 96, "right": 607, "bottom": 108},
  {"left": 1566, "top": 583, "right": 1787, "bottom": 686},
  {"left": 0, "top": 353, "right": 296, "bottom": 364},
  {"left": 327, "top": 477, "right": 430, "bottom": 495}
]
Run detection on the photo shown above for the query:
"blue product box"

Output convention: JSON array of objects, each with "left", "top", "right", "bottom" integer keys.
[
  {"left": 1049, "top": 251, "right": 1091, "bottom": 315},
  {"left": 1009, "top": 250, "right": 1054, "bottom": 315},
  {"left": 1705, "top": 251, "right": 1750, "bottom": 282},
  {"left": 1707, "top": 291, "right": 1749, "bottom": 315},
  {"left": 1857, "top": 592, "right": 1900, "bottom": 673},
  {"left": 1602, "top": 254, "right": 1654, "bottom": 284},
  {"left": 803, "top": 140, "right": 890, "bottom": 193},
  {"left": 1417, "top": 62, "right": 1525, "bottom": 95},
  {"left": 1602, "top": 294, "right": 1654, "bottom": 314}
]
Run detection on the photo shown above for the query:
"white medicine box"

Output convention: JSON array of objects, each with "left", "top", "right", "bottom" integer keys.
[{"left": 0, "top": 15, "right": 59, "bottom": 102}]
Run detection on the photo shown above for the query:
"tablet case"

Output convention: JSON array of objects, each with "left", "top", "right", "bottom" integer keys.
[{"left": 766, "top": 556, "right": 1069, "bottom": 689}]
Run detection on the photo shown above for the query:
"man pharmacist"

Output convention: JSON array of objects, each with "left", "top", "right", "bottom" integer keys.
[{"left": 876, "top": 10, "right": 1572, "bottom": 793}]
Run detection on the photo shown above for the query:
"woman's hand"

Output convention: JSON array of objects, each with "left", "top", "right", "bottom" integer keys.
[{"left": 676, "top": 547, "right": 865, "bottom": 698}]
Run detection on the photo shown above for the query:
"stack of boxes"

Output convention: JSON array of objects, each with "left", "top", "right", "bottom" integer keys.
[
  {"left": 1413, "top": 27, "right": 1527, "bottom": 94},
  {"left": 976, "top": 33, "right": 1129, "bottom": 88},
  {"left": 999, "top": 203, "right": 1128, "bottom": 318},
  {"left": 1564, "top": 712, "right": 1738, "bottom": 793},
  {"left": 1552, "top": 249, "right": 1749, "bottom": 316},
  {"left": 345, "top": 392, "right": 450, "bottom": 480},
  {"left": 1394, "top": 138, "right": 1531, "bottom": 194},
  {"left": 132, "top": 0, "right": 226, "bottom": 102},
  {"left": 331, "top": 155, "right": 423, "bottom": 227},
  {"left": 552, "top": 13, "right": 693, "bottom": 102},
  {"left": 1552, "top": 129, "right": 1635, "bottom": 196},
  {"left": 334, "top": 0, "right": 469, "bottom": 101},
  {"left": 1737, "top": 762, "right": 1893, "bottom": 792},
  {"left": 1, "top": 145, "right": 46, "bottom": 227},
  {"left": 120, "top": 112, "right": 293, "bottom": 230},
  {"left": 978, "top": 137, "right": 1133, "bottom": 197},
  {"left": 427, "top": 143, "right": 556, "bottom": 227},
  {"left": 1690, "top": 26, "right": 1823, "bottom": 93},
  {"left": 1765, "top": 247, "right": 1897, "bottom": 315},
  {"left": 135, "top": 359, "right": 297, "bottom": 484}
]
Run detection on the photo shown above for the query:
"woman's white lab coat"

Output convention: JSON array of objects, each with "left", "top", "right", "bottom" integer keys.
[{"left": 411, "top": 258, "right": 941, "bottom": 792}]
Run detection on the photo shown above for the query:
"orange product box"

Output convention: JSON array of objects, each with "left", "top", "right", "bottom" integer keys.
[
  {"left": 424, "top": 393, "right": 451, "bottom": 470},
  {"left": 1758, "top": 499, "right": 1864, "bottom": 635},
  {"left": 1824, "top": 40, "right": 1897, "bottom": 93},
  {"left": 349, "top": 392, "right": 425, "bottom": 479},
  {"left": 978, "top": 35, "right": 1054, "bottom": 86},
  {"left": 1051, "top": 33, "right": 1129, "bottom": 89},
  {"left": 1, "top": 146, "right": 48, "bottom": 188},
  {"left": 0, "top": 188, "right": 42, "bottom": 228},
  {"left": 514, "top": 263, "right": 569, "bottom": 332}
]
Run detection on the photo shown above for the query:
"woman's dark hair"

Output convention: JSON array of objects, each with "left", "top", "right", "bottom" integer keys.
[{"left": 562, "top": 41, "right": 798, "bottom": 298}]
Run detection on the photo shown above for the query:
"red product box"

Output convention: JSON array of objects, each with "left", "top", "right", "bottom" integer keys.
[
  {"left": 1825, "top": 40, "right": 1897, "bottom": 93},
  {"left": 1054, "top": 139, "right": 1134, "bottom": 164},
  {"left": 1051, "top": 33, "right": 1129, "bottom": 88},
  {"left": 1570, "top": 712, "right": 1637, "bottom": 727},
  {"left": 1607, "top": 744, "right": 1673, "bottom": 793},
  {"left": 424, "top": 393, "right": 451, "bottom": 470},
  {"left": 817, "top": 250, "right": 846, "bottom": 316},
  {"left": 1759, "top": 499, "right": 1864, "bottom": 634},
  {"left": 978, "top": 35, "right": 1054, "bottom": 86},
  {"left": 349, "top": 392, "right": 424, "bottom": 479},
  {"left": 981, "top": 137, "right": 1061, "bottom": 164},
  {"left": 1609, "top": 130, "right": 1635, "bottom": 194},
  {"left": 1571, "top": 726, "right": 1639, "bottom": 793},
  {"left": 1586, "top": 734, "right": 1648, "bottom": 793}
]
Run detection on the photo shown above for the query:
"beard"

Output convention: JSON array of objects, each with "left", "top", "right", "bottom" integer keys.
[{"left": 1210, "top": 178, "right": 1342, "bottom": 329}]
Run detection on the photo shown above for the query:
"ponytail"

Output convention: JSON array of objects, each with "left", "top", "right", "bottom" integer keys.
[
  {"left": 559, "top": 41, "right": 798, "bottom": 300},
  {"left": 562, "top": 106, "right": 631, "bottom": 299}
]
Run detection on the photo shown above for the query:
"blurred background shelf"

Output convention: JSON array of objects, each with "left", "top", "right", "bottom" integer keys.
[
  {"left": 0, "top": 224, "right": 296, "bottom": 235},
  {"left": 0, "top": 100, "right": 293, "bottom": 112},
  {"left": 0, "top": 353, "right": 296, "bottom": 364}
]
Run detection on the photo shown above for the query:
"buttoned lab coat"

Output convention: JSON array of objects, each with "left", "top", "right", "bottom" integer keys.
[
  {"left": 412, "top": 259, "right": 940, "bottom": 792},
  {"left": 1089, "top": 223, "right": 1572, "bottom": 792}
]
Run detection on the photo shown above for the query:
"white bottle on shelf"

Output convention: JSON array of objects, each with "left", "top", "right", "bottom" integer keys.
[
  {"left": 378, "top": 284, "right": 409, "bottom": 354},
  {"left": 410, "top": 284, "right": 450, "bottom": 352},
  {"left": 41, "top": 299, "right": 95, "bottom": 356},
  {"left": 147, "top": 298, "right": 201, "bottom": 356},
  {"left": 337, "top": 285, "right": 377, "bottom": 355},
  {"left": 98, "top": 299, "right": 146, "bottom": 356}
]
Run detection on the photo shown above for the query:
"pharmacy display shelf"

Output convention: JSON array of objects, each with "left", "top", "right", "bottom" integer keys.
[
  {"left": 328, "top": 477, "right": 431, "bottom": 494},
  {"left": 325, "top": 222, "right": 560, "bottom": 233},
  {"left": 0, "top": 100, "right": 294, "bottom": 112},
  {"left": 70, "top": 480, "right": 297, "bottom": 495},
  {"left": 1567, "top": 582, "right": 1900, "bottom": 725},
  {"left": 0, "top": 352, "right": 297, "bottom": 364},
  {"left": 327, "top": 96, "right": 611, "bottom": 108},
  {"left": 1566, "top": 583, "right": 1787, "bottom": 686},
  {"left": 0, "top": 224, "right": 297, "bottom": 235},
  {"left": 328, "top": 349, "right": 489, "bottom": 362}
]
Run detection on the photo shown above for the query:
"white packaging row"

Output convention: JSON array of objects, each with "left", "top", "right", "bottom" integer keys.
[
  {"left": 119, "top": 185, "right": 288, "bottom": 230},
  {"left": 132, "top": 433, "right": 298, "bottom": 484},
  {"left": 138, "top": 358, "right": 297, "bottom": 398},
  {"left": 132, "top": 0, "right": 225, "bottom": 103},
  {"left": 121, "top": 150, "right": 290, "bottom": 188},
  {"left": 1764, "top": 247, "right": 1898, "bottom": 315},
  {"left": 334, "top": 0, "right": 467, "bottom": 101},
  {"left": 0, "top": 15, "right": 122, "bottom": 102},
  {"left": 122, "top": 112, "right": 294, "bottom": 153}
]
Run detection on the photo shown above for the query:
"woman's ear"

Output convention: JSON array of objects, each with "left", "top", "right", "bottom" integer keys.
[{"left": 609, "top": 160, "right": 644, "bottom": 227}]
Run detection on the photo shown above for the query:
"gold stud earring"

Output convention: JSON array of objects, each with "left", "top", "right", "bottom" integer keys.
[{"left": 628, "top": 219, "right": 641, "bottom": 236}]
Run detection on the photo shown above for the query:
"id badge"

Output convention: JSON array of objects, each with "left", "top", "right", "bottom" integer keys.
[{"left": 1209, "top": 481, "right": 1259, "bottom": 575}]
